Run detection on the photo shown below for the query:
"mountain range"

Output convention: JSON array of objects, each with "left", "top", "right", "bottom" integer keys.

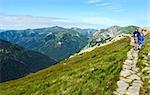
[
  {"left": 0, "top": 26, "right": 138, "bottom": 61},
  {"left": 0, "top": 26, "right": 90, "bottom": 61}
]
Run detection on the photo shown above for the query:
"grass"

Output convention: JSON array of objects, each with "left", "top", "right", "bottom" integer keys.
[
  {"left": 0, "top": 37, "right": 131, "bottom": 95},
  {"left": 137, "top": 33, "right": 150, "bottom": 95}
]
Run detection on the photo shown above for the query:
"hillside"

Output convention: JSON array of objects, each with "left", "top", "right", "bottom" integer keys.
[
  {"left": 0, "top": 26, "right": 89, "bottom": 61},
  {"left": 0, "top": 37, "right": 131, "bottom": 95},
  {"left": 0, "top": 39, "right": 56, "bottom": 83}
]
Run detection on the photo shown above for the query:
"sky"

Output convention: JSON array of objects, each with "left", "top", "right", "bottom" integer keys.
[{"left": 0, "top": 0, "right": 149, "bottom": 29}]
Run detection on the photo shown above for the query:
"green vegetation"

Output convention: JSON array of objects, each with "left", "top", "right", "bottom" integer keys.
[
  {"left": 137, "top": 33, "right": 150, "bottom": 94},
  {"left": 0, "top": 37, "right": 131, "bottom": 95}
]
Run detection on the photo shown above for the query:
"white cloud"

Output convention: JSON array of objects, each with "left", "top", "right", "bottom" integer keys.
[
  {"left": 87, "top": 0, "right": 102, "bottom": 4},
  {"left": 83, "top": 16, "right": 120, "bottom": 26},
  {"left": 0, "top": 14, "right": 143, "bottom": 30},
  {"left": 106, "top": 5, "right": 124, "bottom": 12},
  {"left": 87, "top": 0, "right": 124, "bottom": 13},
  {"left": 82, "top": 16, "right": 138, "bottom": 27},
  {"left": 0, "top": 15, "right": 71, "bottom": 29},
  {"left": 95, "top": 3, "right": 110, "bottom": 7},
  {"left": 0, "top": 14, "right": 105, "bottom": 29},
  {"left": 114, "top": 9, "right": 124, "bottom": 12}
]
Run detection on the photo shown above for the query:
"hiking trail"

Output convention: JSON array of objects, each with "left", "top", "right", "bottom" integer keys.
[{"left": 114, "top": 37, "right": 143, "bottom": 95}]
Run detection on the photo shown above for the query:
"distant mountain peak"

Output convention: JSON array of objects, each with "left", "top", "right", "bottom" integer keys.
[{"left": 50, "top": 26, "right": 64, "bottom": 29}]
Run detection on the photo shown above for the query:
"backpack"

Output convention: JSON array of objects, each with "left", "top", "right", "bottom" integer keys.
[{"left": 133, "top": 31, "right": 140, "bottom": 38}]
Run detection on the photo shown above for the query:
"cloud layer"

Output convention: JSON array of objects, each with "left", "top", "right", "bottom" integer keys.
[
  {"left": 87, "top": 0, "right": 124, "bottom": 12},
  {"left": 0, "top": 14, "right": 106, "bottom": 29},
  {"left": 0, "top": 14, "right": 148, "bottom": 30},
  {"left": 87, "top": 0, "right": 102, "bottom": 4}
]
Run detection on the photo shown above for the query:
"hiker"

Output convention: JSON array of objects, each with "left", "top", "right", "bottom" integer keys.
[
  {"left": 133, "top": 29, "right": 140, "bottom": 50},
  {"left": 138, "top": 29, "right": 145, "bottom": 49}
]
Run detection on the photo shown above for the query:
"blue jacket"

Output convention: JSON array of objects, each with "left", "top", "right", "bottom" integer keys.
[{"left": 139, "top": 36, "right": 145, "bottom": 44}]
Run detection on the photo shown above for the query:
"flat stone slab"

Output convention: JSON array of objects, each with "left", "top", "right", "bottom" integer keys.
[
  {"left": 116, "top": 80, "right": 129, "bottom": 95},
  {"left": 120, "top": 77, "right": 132, "bottom": 83},
  {"left": 132, "top": 60, "right": 138, "bottom": 64},
  {"left": 127, "top": 53, "right": 134, "bottom": 60},
  {"left": 113, "top": 91, "right": 120, "bottom": 95},
  {"left": 127, "top": 74, "right": 140, "bottom": 81},
  {"left": 123, "top": 64, "right": 131, "bottom": 70},
  {"left": 132, "top": 67, "right": 139, "bottom": 72},
  {"left": 132, "top": 54, "right": 138, "bottom": 59},
  {"left": 120, "top": 69, "right": 132, "bottom": 77},
  {"left": 133, "top": 80, "right": 143, "bottom": 85},
  {"left": 137, "top": 72, "right": 142, "bottom": 76},
  {"left": 126, "top": 85, "right": 140, "bottom": 95},
  {"left": 124, "top": 60, "right": 133, "bottom": 65}
]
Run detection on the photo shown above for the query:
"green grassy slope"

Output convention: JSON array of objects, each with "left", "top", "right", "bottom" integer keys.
[
  {"left": 137, "top": 33, "right": 150, "bottom": 94},
  {"left": 0, "top": 37, "right": 131, "bottom": 95}
]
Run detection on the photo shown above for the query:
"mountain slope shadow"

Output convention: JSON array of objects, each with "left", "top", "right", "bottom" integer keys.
[{"left": 0, "top": 39, "right": 57, "bottom": 83}]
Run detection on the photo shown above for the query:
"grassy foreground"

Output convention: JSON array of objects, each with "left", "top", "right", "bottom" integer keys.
[
  {"left": 137, "top": 33, "right": 150, "bottom": 95},
  {"left": 0, "top": 37, "right": 131, "bottom": 95}
]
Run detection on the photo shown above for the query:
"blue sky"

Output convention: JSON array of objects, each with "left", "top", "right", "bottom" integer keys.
[{"left": 0, "top": 0, "right": 149, "bottom": 29}]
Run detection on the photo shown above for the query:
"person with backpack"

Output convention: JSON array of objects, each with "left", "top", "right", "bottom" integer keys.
[
  {"left": 133, "top": 29, "right": 140, "bottom": 50},
  {"left": 138, "top": 29, "right": 145, "bottom": 49}
]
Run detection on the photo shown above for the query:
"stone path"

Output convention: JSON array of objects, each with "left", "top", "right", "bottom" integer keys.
[{"left": 114, "top": 38, "right": 143, "bottom": 95}]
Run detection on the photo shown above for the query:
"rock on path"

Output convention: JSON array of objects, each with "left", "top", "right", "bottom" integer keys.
[{"left": 114, "top": 38, "right": 143, "bottom": 95}]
